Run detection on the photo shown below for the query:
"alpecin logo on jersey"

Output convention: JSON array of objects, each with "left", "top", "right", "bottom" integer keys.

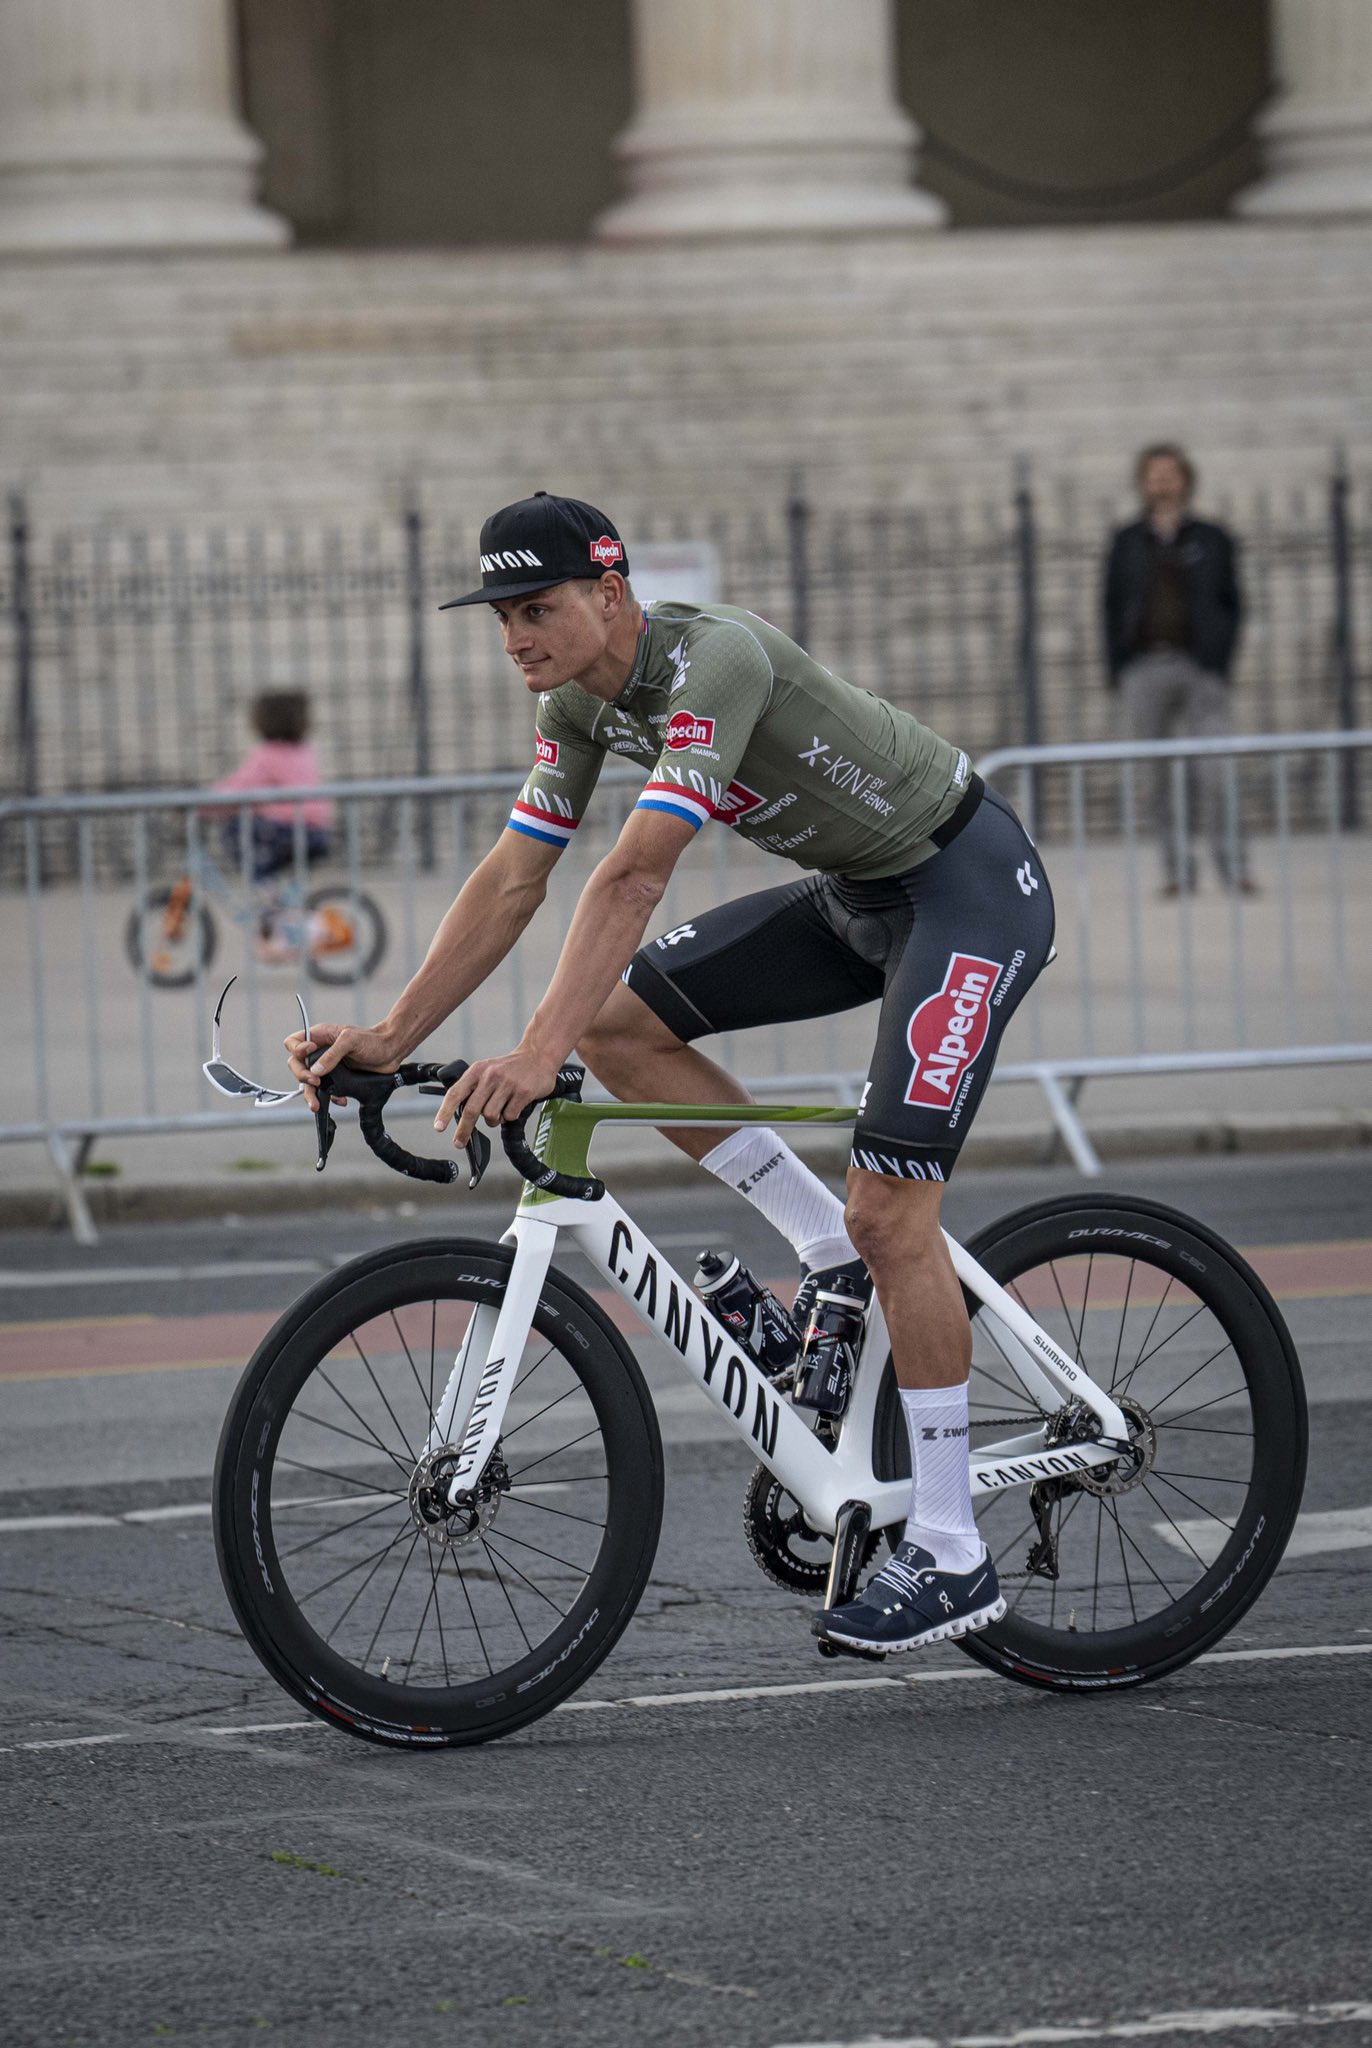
[
  {"left": 664, "top": 711, "right": 716, "bottom": 750},
  {"left": 590, "top": 534, "right": 623, "bottom": 567},
  {"left": 711, "top": 779, "right": 765, "bottom": 823},
  {"left": 534, "top": 731, "right": 559, "bottom": 767},
  {"left": 905, "top": 952, "right": 1004, "bottom": 1108}
]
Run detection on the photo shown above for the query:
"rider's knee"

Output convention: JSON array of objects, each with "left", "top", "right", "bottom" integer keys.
[{"left": 844, "top": 1172, "right": 943, "bottom": 1276}]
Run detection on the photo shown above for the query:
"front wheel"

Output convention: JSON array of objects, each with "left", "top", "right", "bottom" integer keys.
[
  {"left": 213, "top": 1240, "right": 664, "bottom": 1746},
  {"left": 125, "top": 882, "right": 217, "bottom": 987},
  {"left": 873, "top": 1195, "right": 1306, "bottom": 1690}
]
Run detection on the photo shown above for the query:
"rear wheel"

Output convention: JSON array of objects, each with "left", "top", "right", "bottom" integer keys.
[
  {"left": 214, "top": 1240, "right": 663, "bottom": 1746},
  {"left": 874, "top": 1195, "right": 1306, "bottom": 1690},
  {"left": 302, "top": 885, "right": 387, "bottom": 985}
]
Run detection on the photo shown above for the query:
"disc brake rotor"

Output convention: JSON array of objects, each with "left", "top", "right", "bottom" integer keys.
[{"left": 408, "top": 1444, "right": 509, "bottom": 1550}]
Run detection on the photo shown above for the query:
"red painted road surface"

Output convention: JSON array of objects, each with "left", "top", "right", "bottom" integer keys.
[{"left": 1, "top": 1239, "right": 1368, "bottom": 1383}]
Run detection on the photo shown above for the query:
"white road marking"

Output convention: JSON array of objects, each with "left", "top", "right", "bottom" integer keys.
[
  {"left": 0, "top": 1260, "right": 323, "bottom": 1289},
  {"left": 1156, "top": 1506, "right": 1372, "bottom": 1567},
  {"left": 769, "top": 2003, "right": 1372, "bottom": 2047},
  {"left": 1, "top": 1642, "right": 1366, "bottom": 1757}
]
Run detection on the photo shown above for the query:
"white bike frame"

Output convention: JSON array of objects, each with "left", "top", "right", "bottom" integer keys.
[{"left": 428, "top": 1103, "right": 1132, "bottom": 1537}]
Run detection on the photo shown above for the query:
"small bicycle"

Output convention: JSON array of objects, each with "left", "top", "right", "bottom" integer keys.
[
  {"left": 125, "top": 838, "right": 388, "bottom": 990},
  {"left": 211, "top": 1041, "right": 1306, "bottom": 1749}
]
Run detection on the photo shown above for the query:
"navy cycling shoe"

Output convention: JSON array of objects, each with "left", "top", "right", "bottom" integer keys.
[
  {"left": 791, "top": 1255, "right": 871, "bottom": 1338},
  {"left": 812, "top": 1540, "right": 1006, "bottom": 1656}
]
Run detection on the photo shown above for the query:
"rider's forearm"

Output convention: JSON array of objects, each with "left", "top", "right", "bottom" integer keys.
[
  {"left": 519, "top": 863, "right": 663, "bottom": 1069},
  {"left": 381, "top": 856, "right": 547, "bottom": 1059}
]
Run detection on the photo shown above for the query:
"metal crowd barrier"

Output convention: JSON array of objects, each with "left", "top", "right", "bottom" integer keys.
[{"left": 2, "top": 730, "right": 1369, "bottom": 1240}]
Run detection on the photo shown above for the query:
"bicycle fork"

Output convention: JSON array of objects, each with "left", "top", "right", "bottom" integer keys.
[{"left": 425, "top": 1217, "right": 558, "bottom": 1497}]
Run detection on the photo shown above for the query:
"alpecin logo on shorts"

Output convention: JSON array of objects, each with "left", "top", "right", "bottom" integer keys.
[{"left": 905, "top": 952, "right": 1004, "bottom": 1109}]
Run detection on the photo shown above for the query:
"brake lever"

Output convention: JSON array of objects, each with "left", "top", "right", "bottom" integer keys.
[
  {"left": 415, "top": 1079, "right": 491, "bottom": 1190},
  {"left": 311, "top": 1069, "right": 338, "bottom": 1174}
]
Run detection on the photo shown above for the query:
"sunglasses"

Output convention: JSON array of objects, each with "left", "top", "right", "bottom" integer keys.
[{"left": 202, "top": 978, "right": 308, "bottom": 1106}]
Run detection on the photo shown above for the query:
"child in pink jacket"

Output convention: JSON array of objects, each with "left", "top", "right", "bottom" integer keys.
[{"left": 213, "top": 691, "right": 335, "bottom": 880}]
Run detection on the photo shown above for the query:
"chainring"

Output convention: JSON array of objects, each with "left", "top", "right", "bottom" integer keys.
[{"left": 743, "top": 1464, "right": 881, "bottom": 1593}]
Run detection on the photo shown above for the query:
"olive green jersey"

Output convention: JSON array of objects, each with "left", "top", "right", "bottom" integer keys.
[{"left": 507, "top": 601, "right": 969, "bottom": 881}]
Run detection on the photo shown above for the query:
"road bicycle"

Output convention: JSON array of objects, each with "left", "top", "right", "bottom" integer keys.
[
  {"left": 212, "top": 1049, "right": 1306, "bottom": 1749},
  {"left": 125, "top": 837, "right": 388, "bottom": 990}
]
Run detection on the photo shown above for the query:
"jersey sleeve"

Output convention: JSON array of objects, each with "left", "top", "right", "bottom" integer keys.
[
  {"left": 506, "top": 695, "right": 605, "bottom": 852},
  {"left": 636, "top": 620, "right": 773, "bottom": 832}
]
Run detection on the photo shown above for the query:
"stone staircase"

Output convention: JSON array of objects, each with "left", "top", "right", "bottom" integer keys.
[{"left": 1, "top": 219, "right": 1371, "bottom": 527}]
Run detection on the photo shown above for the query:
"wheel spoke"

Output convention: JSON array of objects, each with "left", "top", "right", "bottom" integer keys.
[
  {"left": 1148, "top": 1469, "right": 1238, "bottom": 1534},
  {"left": 1143, "top": 1340, "right": 1240, "bottom": 1415},
  {"left": 480, "top": 1539, "right": 534, "bottom": 1653},
  {"left": 505, "top": 1426, "right": 604, "bottom": 1481},
  {"left": 445, "top": 1552, "right": 495, "bottom": 1677},
  {"left": 500, "top": 1378, "right": 583, "bottom": 1441},
  {"left": 481, "top": 1534, "right": 570, "bottom": 1618},
  {"left": 362, "top": 1528, "right": 423, "bottom": 1672},
  {"left": 277, "top": 1494, "right": 401, "bottom": 1561},
  {"left": 1107, "top": 1257, "right": 1137, "bottom": 1392},
  {"left": 1140, "top": 1482, "right": 1214, "bottom": 1569},
  {"left": 312, "top": 1367, "right": 412, "bottom": 1478},
  {"left": 275, "top": 1454, "right": 405, "bottom": 1496},
  {"left": 500, "top": 1494, "right": 607, "bottom": 1532},
  {"left": 349, "top": 1331, "right": 419, "bottom": 1466}
]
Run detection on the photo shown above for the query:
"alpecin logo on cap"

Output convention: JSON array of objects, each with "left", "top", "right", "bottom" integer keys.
[
  {"left": 589, "top": 534, "right": 623, "bottom": 567},
  {"left": 664, "top": 711, "right": 715, "bottom": 750},
  {"left": 904, "top": 952, "right": 1004, "bottom": 1109}
]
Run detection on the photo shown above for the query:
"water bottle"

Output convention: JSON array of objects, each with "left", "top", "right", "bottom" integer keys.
[
  {"left": 693, "top": 1250, "right": 800, "bottom": 1377},
  {"left": 792, "top": 1273, "right": 865, "bottom": 1417}
]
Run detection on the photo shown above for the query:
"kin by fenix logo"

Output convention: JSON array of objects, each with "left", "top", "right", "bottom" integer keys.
[
  {"left": 1017, "top": 862, "right": 1039, "bottom": 896},
  {"left": 656, "top": 923, "right": 697, "bottom": 948},
  {"left": 481, "top": 548, "right": 544, "bottom": 574}
]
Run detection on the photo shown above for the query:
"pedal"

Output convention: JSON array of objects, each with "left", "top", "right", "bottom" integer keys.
[{"left": 813, "top": 1497, "right": 873, "bottom": 1659}]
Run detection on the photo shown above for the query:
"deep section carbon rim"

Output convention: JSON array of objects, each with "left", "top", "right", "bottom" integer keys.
[
  {"left": 959, "top": 1197, "right": 1304, "bottom": 1683},
  {"left": 215, "top": 1245, "right": 663, "bottom": 1741}
]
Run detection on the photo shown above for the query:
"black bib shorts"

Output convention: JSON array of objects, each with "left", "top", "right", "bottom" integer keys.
[{"left": 623, "top": 781, "right": 1055, "bottom": 1181}]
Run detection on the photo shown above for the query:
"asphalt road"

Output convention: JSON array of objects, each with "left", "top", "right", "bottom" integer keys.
[{"left": 1, "top": 1150, "right": 1370, "bottom": 2048}]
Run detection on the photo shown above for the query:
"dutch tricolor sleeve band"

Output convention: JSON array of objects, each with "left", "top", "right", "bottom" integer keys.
[
  {"left": 635, "top": 780, "right": 712, "bottom": 831},
  {"left": 508, "top": 798, "right": 579, "bottom": 848}
]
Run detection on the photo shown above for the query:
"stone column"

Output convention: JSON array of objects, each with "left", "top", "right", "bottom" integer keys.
[
  {"left": 596, "top": 0, "right": 943, "bottom": 241},
  {"left": 1235, "top": 0, "right": 1372, "bottom": 219},
  {"left": 0, "top": 0, "right": 287, "bottom": 254}
]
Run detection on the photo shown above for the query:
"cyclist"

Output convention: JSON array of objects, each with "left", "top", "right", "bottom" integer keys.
[{"left": 286, "top": 493, "right": 1055, "bottom": 1657}]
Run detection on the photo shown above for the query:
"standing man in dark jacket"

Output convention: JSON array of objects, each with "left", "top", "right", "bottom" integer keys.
[{"left": 1104, "top": 443, "right": 1255, "bottom": 894}]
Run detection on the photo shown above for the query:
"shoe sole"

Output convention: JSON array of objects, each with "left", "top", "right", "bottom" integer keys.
[{"left": 818, "top": 1594, "right": 1008, "bottom": 1658}]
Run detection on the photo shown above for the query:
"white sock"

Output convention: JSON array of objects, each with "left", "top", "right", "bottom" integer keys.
[
  {"left": 899, "top": 1384, "right": 983, "bottom": 1574},
  {"left": 699, "top": 1128, "right": 855, "bottom": 1271}
]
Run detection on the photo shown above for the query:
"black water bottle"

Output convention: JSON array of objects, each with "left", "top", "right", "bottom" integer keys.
[
  {"left": 792, "top": 1273, "right": 865, "bottom": 1417},
  {"left": 693, "top": 1251, "right": 800, "bottom": 1377}
]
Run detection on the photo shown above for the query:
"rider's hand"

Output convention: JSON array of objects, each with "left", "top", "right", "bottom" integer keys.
[
  {"left": 434, "top": 1048, "right": 559, "bottom": 1150},
  {"left": 284, "top": 1021, "right": 399, "bottom": 1112}
]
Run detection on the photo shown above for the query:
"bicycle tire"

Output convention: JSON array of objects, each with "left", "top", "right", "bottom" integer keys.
[
  {"left": 873, "top": 1194, "right": 1305, "bottom": 1691},
  {"left": 303, "top": 885, "right": 388, "bottom": 985},
  {"left": 213, "top": 1239, "right": 663, "bottom": 1747},
  {"left": 124, "top": 885, "right": 217, "bottom": 988}
]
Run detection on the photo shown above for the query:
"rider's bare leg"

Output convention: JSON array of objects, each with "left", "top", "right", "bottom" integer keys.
[
  {"left": 578, "top": 982, "right": 751, "bottom": 1163},
  {"left": 843, "top": 1167, "right": 982, "bottom": 1571},
  {"left": 579, "top": 983, "right": 856, "bottom": 1271}
]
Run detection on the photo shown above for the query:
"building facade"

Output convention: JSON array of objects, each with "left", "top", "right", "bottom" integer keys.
[{"left": 2, "top": 0, "right": 1371, "bottom": 255}]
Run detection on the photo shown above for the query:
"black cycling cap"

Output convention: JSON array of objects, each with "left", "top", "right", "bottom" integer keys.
[{"left": 439, "top": 492, "right": 629, "bottom": 608}]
